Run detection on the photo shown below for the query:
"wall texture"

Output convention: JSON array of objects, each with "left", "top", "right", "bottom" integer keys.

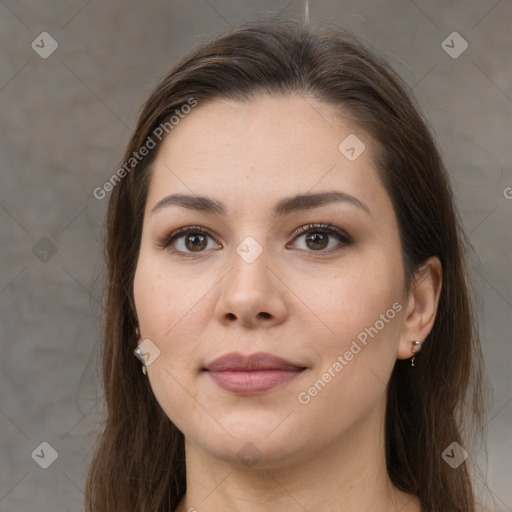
[{"left": 1, "top": 1, "right": 511, "bottom": 510}]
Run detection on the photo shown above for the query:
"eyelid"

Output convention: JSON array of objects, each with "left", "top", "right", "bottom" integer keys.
[{"left": 290, "top": 223, "right": 352, "bottom": 242}]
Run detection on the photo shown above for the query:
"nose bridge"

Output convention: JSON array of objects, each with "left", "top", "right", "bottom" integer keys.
[{"left": 216, "top": 237, "right": 287, "bottom": 327}]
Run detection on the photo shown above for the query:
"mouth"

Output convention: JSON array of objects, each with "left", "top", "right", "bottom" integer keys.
[{"left": 203, "top": 352, "right": 307, "bottom": 395}]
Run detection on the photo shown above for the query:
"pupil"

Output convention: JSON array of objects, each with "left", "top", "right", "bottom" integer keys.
[
  {"left": 186, "top": 234, "right": 207, "bottom": 251},
  {"left": 306, "top": 232, "right": 327, "bottom": 250}
]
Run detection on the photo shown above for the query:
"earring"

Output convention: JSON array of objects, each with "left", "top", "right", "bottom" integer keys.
[
  {"left": 134, "top": 339, "right": 147, "bottom": 376},
  {"left": 410, "top": 340, "right": 422, "bottom": 367}
]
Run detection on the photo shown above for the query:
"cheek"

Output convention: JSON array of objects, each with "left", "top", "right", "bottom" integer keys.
[
  {"left": 133, "top": 260, "right": 167, "bottom": 337},
  {"left": 133, "top": 252, "right": 216, "bottom": 387},
  {"left": 306, "top": 255, "right": 401, "bottom": 335},
  {"left": 134, "top": 256, "right": 208, "bottom": 431},
  {"left": 299, "top": 255, "right": 403, "bottom": 394},
  {"left": 134, "top": 250, "right": 200, "bottom": 340}
]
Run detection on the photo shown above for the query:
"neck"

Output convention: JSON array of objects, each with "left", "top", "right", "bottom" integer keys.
[{"left": 175, "top": 399, "right": 420, "bottom": 512}]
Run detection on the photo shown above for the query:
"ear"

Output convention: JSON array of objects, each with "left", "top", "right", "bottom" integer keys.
[{"left": 396, "top": 256, "right": 443, "bottom": 360}]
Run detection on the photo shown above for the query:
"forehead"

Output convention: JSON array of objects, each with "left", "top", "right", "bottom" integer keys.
[{"left": 145, "top": 94, "right": 384, "bottom": 214}]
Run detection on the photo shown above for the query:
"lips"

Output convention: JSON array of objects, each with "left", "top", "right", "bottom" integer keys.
[
  {"left": 205, "top": 352, "right": 305, "bottom": 372},
  {"left": 204, "top": 352, "right": 306, "bottom": 395}
]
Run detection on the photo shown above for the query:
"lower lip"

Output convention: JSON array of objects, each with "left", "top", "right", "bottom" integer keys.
[{"left": 206, "top": 369, "right": 304, "bottom": 394}]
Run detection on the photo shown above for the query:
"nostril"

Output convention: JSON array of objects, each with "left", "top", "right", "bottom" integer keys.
[
  {"left": 258, "top": 312, "right": 271, "bottom": 319},
  {"left": 226, "top": 313, "right": 236, "bottom": 320}
]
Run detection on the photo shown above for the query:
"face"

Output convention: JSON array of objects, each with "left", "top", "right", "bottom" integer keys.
[{"left": 133, "top": 95, "right": 408, "bottom": 468}]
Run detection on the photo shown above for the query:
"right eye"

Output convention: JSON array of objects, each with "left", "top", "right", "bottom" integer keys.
[{"left": 156, "top": 226, "right": 222, "bottom": 257}]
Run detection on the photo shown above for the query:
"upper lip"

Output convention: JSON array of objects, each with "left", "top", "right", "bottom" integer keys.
[{"left": 204, "top": 352, "right": 306, "bottom": 372}]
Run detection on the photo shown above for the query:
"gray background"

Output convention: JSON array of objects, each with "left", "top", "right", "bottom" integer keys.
[{"left": 1, "top": 1, "right": 511, "bottom": 510}]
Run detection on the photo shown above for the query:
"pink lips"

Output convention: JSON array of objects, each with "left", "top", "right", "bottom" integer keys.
[{"left": 204, "top": 352, "right": 306, "bottom": 395}]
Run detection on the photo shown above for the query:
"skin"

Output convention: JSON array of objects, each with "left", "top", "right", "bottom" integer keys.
[{"left": 133, "top": 95, "right": 442, "bottom": 512}]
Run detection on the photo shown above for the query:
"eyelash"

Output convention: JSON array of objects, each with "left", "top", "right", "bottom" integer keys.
[{"left": 155, "top": 223, "right": 353, "bottom": 258}]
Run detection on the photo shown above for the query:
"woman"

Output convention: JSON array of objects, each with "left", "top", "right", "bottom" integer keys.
[{"left": 85, "top": 19, "right": 485, "bottom": 512}]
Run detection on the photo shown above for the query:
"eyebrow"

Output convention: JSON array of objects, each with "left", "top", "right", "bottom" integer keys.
[{"left": 151, "top": 191, "right": 371, "bottom": 217}]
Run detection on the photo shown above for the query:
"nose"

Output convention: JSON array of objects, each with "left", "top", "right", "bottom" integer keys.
[{"left": 214, "top": 247, "right": 288, "bottom": 329}]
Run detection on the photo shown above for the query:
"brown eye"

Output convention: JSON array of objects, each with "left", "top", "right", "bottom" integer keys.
[
  {"left": 185, "top": 233, "right": 208, "bottom": 252},
  {"left": 289, "top": 223, "right": 353, "bottom": 254},
  {"left": 156, "top": 226, "right": 221, "bottom": 256},
  {"left": 305, "top": 231, "right": 329, "bottom": 250}
]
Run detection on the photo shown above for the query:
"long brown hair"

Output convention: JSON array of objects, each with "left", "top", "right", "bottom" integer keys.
[{"left": 85, "top": 19, "right": 485, "bottom": 511}]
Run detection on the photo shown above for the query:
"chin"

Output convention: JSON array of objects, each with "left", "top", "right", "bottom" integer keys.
[
  {"left": 185, "top": 411, "right": 312, "bottom": 469},
  {"left": 201, "top": 436, "right": 302, "bottom": 470}
]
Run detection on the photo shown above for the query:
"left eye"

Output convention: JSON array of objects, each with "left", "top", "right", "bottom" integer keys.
[{"left": 288, "top": 224, "right": 353, "bottom": 253}]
